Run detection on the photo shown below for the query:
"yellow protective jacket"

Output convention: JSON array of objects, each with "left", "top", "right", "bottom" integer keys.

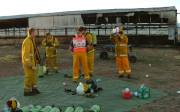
[
  {"left": 110, "top": 33, "right": 128, "bottom": 56},
  {"left": 85, "top": 32, "right": 97, "bottom": 53},
  {"left": 42, "top": 36, "right": 59, "bottom": 57},
  {"left": 22, "top": 37, "right": 36, "bottom": 68}
]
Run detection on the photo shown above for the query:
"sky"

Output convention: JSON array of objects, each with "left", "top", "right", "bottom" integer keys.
[{"left": 0, "top": 0, "right": 180, "bottom": 22}]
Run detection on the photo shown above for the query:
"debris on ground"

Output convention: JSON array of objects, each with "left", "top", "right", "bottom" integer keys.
[
  {"left": 2, "top": 97, "right": 22, "bottom": 112},
  {"left": 134, "top": 84, "right": 151, "bottom": 99},
  {"left": 64, "top": 74, "right": 72, "bottom": 78},
  {"left": 148, "top": 64, "right": 152, "bottom": 67},
  {"left": 0, "top": 55, "right": 19, "bottom": 63},
  {"left": 122, "top": 88, "right": 133, "bottom": 100},
  {"left": 64, "top": 79, "right": 103, "bottom": 98},
  {"left": 174, "top": 55, "right": 180, "bottom": 60},
  {"left": 121, "top": 84, "right": 151, "bottom": 100},
  {"left": 145, "top": 74, "right": 149, "bottom": 78}
]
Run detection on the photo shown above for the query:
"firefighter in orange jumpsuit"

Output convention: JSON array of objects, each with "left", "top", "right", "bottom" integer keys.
[
  {"left": 83, "top": 27, "right": 97, "bottom": 76},
  {"left": 22, "top": 28, "right": 40, "bottom": 96},
  {"left": 110, "top": 27, "right": 131, "bottom": 78},
  {"left": 70, "top": 26, "right": 90, "bottom": 82},
  {"left": 42, "top": 33, "right": 59, "bottom": 74}
]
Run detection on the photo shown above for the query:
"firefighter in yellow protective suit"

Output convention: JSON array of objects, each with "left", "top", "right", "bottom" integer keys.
[
  {"left": 22, "top": 28, "right": 40, "bottom": 96},
  {"left": 83, "top": 28, "right": 97, "bottom": 76},
  {"left": 110, "top": 27, "right": 131, "bottom": 78},
  {"left": 42, "top": 33, "right": 59, "bottom": 74},
  {"left": 70, "top": 27, "right": 90, "bottom": 82}
]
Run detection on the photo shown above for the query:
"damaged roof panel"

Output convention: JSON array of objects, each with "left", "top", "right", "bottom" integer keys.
[{"left": 0, "top": 6, "right": 176, "bottom": 20}]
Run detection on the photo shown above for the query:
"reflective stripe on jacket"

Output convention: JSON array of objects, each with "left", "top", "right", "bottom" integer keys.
[{"left": 110, "top": 34, "right": 128, "bottom": 56}]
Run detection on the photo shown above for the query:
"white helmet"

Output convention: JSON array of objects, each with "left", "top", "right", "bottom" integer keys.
[
  {"left": 112, "top": 27, "right": 120, "bottom": 34},
  {"left": 76, "top": 82, "right": 85, "bottom": 95}
]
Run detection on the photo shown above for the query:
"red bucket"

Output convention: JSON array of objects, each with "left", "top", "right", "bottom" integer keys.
[{"left": 122, "top": 91, "right": 132, "bottom": 100}]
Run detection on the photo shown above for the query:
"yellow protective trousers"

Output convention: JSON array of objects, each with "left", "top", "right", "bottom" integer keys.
[
  {"left": 87, "top": 50, "right": 94, "bottom": 74},
  {"left": 73, "top": 52, "right": 90, "bottom": 81},
  {"left": 46, "top": 56, "right": 58, "bottom": 71},
  {"left": 23, "top": 65, "right": 37, "bottom": 92},
  {"left": 116, "top": 56, "right": 131, "bottom": 76}
]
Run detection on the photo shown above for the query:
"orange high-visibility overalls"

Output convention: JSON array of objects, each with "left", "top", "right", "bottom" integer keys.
[{"left": 71, "top": 34, "right": 90, "bottom": 81}]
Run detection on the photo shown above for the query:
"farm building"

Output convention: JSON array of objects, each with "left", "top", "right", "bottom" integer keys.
[
  {"left": 0, "top": 6, "right": 178, "bottom": 45},
  {"left": 178, "top": 23, "right": 180, "bottom": 42}
]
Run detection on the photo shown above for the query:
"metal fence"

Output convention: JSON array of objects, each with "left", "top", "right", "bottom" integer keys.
[
  {"left": 177, "top": 26, "right": 180, "bottom": 42},
  {"left": 0, "top": 24, "right": 169, "bottom": 39}
]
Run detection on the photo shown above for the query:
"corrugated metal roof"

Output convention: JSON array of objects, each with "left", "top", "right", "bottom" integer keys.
[{"left": 0, "top": 6, "right": 176, "bottom": 20}]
